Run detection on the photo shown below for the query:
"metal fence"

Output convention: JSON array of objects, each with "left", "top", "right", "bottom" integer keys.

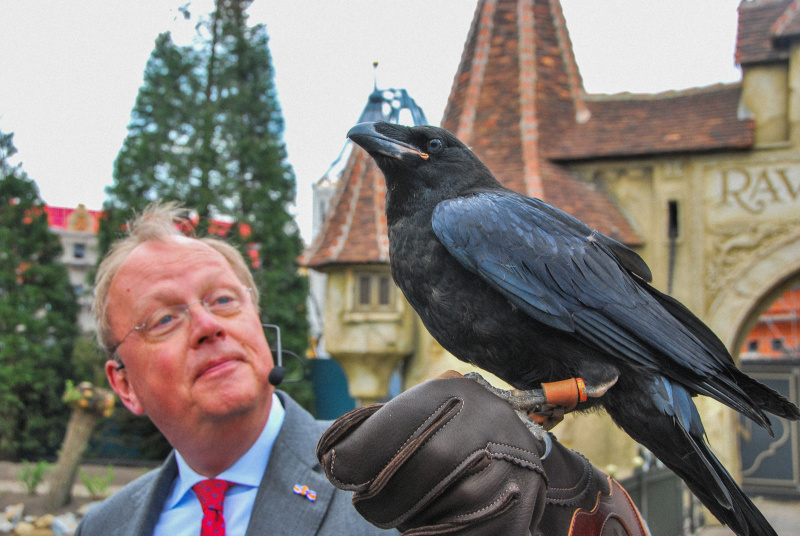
[{"left": 620, "top": 451, "right": 701, "bottom": 536}]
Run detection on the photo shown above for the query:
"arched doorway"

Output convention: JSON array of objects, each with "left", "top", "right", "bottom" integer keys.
[
  {"left": 703, "top": 232, "right": 800, "bottom": 497},
  {"left": 735, "top": 278, "right": 800, "bottom": 498},
  {"left": 739, "top": 283, "right": 800, "bottom": 360}
]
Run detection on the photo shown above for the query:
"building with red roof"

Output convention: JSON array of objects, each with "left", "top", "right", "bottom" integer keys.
[{"left": 45, "top": 204, "right": 103, "bottom": 333}]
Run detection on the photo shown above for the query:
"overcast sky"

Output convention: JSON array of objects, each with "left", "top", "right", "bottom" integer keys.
[{"left": 0, "top": 1, "right": 742, "bottom": 243}]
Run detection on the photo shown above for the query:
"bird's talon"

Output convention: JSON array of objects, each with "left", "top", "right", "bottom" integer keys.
[
  {"left": 464, "top": 372, "right": 547, "bottom": 412},
  {"left": 515, "top": 410, "right": 546, "bottom": 440}
]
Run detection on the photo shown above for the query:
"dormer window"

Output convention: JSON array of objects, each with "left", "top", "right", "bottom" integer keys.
[{"left": 354, "top": 272, "right": 394, "bottom": 311}]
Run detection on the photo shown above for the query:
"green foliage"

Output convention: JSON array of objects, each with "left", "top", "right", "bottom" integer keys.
[
  {"left": 98, "top": 1, "right": 310, "bottom": 391},
  {"left": 17, "top": 459, "right": 50, "bottom": 496},
  {"left": 79, "top": 465, "right": 114, "bottom": 500},
  {"left": 0, "top": 131, "right": 79, "bottom": 459}
]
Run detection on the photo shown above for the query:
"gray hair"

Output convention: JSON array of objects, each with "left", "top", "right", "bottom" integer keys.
[{"left": 93, "top": 201, "right": 259, "bottom": 355}]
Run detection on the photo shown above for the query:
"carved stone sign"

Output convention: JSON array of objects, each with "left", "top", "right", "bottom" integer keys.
[
  {"left": 704, "top": 162, "right": 800, "bottom": 300},
  {"left": 706, "top": 163, "right": 800, "bottom": 225}
]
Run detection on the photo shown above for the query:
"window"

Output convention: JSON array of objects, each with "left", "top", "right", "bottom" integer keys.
[
  {"left": 771, "top": 338, "right": 784, "bottom": 351},
  {"left": 747, "top": 340, "right": 758, "bottom": 353},
  {"left": 667, "top": 200, "right": 679, "bottom": 239},
  {"left": 354, "top": 272, "right": 394, "bottom": 311},
  {"left": 73, "top": 243, "right": 86, "bottom": 259}
]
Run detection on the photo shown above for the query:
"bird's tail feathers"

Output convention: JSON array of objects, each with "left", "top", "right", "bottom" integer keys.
[
  {"left": 732, "top": 367, "right": 800, "bottom": 422},
  {"left": 607, "top": 382, "right": 778, "bottom": 536},
  {"left": 668, "top": 430, "right": 776, "bottom": 536}
]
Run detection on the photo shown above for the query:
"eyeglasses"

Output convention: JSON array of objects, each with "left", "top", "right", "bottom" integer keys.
[{"left": 110, "top": 286, "right": 254, "bottom": 365}]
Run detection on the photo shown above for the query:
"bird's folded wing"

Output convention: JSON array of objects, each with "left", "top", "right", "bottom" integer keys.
[{"left": 431, "top": 192, "right": 729, "bottom": 382}]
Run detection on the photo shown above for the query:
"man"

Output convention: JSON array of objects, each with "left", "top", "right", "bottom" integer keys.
[
  {"left": 77, "top": 202, "right": 394, "bottom": 535},
  {"left": 78, "top": 202, "right": 647, "bottom": 536}
]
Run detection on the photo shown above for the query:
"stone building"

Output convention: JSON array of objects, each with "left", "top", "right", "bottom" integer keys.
[
  {"left": 302, "top": 0, "right": 800, "bottom": 482},
  {"left": 45, "top": 204, "right": 102, "bottom": 334}
]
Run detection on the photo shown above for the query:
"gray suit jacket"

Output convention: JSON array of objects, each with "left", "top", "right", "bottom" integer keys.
[{"left": 76, "top": 391, "right": 395, "bottom": 535}]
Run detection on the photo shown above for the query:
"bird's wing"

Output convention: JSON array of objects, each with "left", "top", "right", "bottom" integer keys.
[{"left": 431, "top": 192, "right": 725, "bottom": 380}]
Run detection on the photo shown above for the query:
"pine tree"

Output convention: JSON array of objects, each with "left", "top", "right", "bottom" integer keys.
[
  {"left": 100, "top": 0, "right": 310, "bottom": 406},
  {"left": 0, "top": 131, "right": 78, "bottom": 459}
]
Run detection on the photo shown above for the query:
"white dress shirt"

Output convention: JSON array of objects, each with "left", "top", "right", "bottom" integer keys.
[{"left": 153, "top": 393, "right": 286, "bottom": 536}]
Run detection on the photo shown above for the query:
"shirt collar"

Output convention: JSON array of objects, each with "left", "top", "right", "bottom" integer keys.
[{"left": 167, "top": 392, "right": 286, "bottom": 509}]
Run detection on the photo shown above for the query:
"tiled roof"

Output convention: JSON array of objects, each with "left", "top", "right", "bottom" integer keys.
[
  {"left": 546, "top": 84, "right": 754, "bottom": 160},
  {"left": 772, "top": 0, "right": 800, "bottom": 39},
  {"left": 300, "top": 148, "right": 389, "bottom": 269},
  {"left": 45, "top": 205, "right": 103, "bottom": 233},
  {"left": 736, "top": 0, "right": 795, "bottom": 64}
]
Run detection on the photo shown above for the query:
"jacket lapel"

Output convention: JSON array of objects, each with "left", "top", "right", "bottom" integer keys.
[
  {"left": 245, "top": 392, "right": 335, "bottom": 536},
  {"left": 126, "top": 455, "right": 179, "bottom": 536}
]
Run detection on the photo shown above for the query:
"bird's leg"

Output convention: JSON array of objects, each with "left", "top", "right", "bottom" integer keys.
[
  {"left": 464, "top": 371, "right": 619, "bottom": 432},
  {"left": 464, "top": 372, "right": 548, "bottom": 410},
  {"left": 513, "top": 409, "right": 547, "bottom": 441},
  {"left": 464, "top": 372, "right": 550, "bottom": 438}
]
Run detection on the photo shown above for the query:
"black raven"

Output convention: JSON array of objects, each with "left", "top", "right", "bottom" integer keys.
[{"left": 347, "top": 121, "right": 800, "bottom": 536}]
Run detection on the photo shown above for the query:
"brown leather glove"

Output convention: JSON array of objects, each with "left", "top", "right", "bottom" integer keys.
[
  {"left": 537, "top": 440, "right": 650, "bottom": 536},
  {"left": 316, "top": 374, "right": 548, "bottom": 535}
]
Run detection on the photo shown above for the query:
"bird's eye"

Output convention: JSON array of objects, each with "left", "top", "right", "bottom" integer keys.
[{"left": 427, "top": 138, "right": 443, "bottom": 153}]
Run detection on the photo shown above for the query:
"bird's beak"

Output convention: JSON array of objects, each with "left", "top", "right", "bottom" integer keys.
[{"left": 347, "top": 122, "right": 429, "bottom": 161}]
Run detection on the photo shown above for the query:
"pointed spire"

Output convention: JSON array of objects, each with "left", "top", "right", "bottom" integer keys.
[
  {"left": 441, "top": 0, "right": 640, "bottom": 244},
  {"left": 301, "top": 83, "right": 428, "bottom": 269}
]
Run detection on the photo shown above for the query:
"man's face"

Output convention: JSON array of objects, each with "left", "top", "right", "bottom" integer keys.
[{"left": 105, "top": 236, "right": 275, "bottom": 443}]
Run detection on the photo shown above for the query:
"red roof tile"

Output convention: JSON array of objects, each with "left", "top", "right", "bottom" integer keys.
[
  {"left": 772, "top": 0, "right": 800, "bottom": 39},
  {"left": 300, "top": 147, "right": 389, "bottom": 269},
  {"left": 736, "top": 0, "right": 794, "bottom": 65},
  {"left": 45, "top": 205, "right": 102, "bottom": 233},
  {"left": 546, "top": 84, "right": 754, "bottom": 160}
]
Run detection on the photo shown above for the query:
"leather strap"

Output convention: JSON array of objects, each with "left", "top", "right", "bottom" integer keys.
[
  {"left": 530, "top": 378, "right": 588, "bottom": 429},
  {"left": 536, "top": 438, "right": 650, "bottom": 536},
  {"left": 569, "top": 476, "right": 650, "bottom": 536},
  {"left": 543, "top": 378, "right": 587, "bottom": 410}
]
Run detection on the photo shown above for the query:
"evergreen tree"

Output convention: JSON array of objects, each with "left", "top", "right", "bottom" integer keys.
[
  {"left": 100, "top": 0, "right": 310, "bottom": 407},
  {"left": 0, "top": 131, "right": 78, "bottom": 459}
]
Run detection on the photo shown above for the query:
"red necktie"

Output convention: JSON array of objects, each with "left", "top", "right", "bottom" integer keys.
[{"left": 192, "top": 479, "right": 231, "bottom": 536}]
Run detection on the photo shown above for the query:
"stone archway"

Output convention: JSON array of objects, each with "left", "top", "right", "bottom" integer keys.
[
  {"left": 703, "top": 232, "right": 800, "bottom": 485},
  {"left": 734, "top": 279, "right": 800, "bottom": 496},
  {"left": 706, "top": 233, "right": 800, "bottom": 355}
]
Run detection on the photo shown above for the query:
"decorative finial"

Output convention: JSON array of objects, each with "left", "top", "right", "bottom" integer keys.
[{"left": 373, "top": 61, "right": 379, "bottom": 91}]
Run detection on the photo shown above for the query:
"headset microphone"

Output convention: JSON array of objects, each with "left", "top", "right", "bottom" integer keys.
[
  {"left": 263, "top": 324, "right": 286, "bottom": 386},
  {"left": 268, "top": 366, "right": 286, "bottom": 386}
]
